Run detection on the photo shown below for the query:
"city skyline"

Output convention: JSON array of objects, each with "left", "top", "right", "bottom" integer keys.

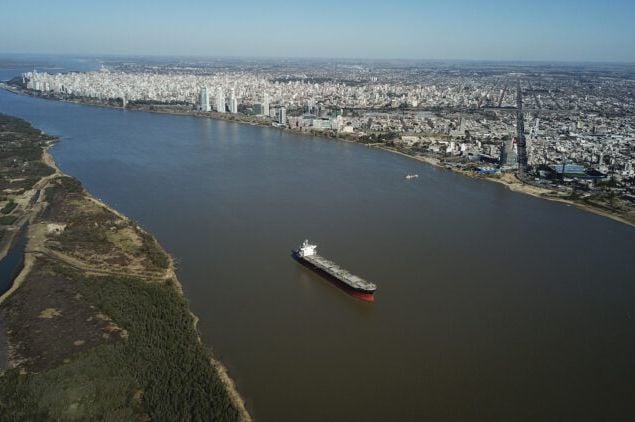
[{"left": 2, "top": 0, "right": 634, "bottom": 62}]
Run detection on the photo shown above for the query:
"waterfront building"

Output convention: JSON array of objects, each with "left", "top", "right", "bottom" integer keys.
[
  {"left": 547, "top": 163, "right": 607, "bottom": 180},
  {"left": 306, "top": 99, "right": 317, "bottom": 114},
  {"left": 199, "top": 86, "right": 211, "bottom": 112},
  {"left": 263, "top": 93, "right": 270, "bottom": 117},
  {"left": 216, "top": 88, "right": 225, "bottom": 113},
  {"left": 229, "top": 89, "right": 238, "bottom": 113},
  {"left": 278, "top": 106, "right": 287, "bottom": 125},
  {"left": 501, "top": 138, "right": 518, "bottom": 170}
]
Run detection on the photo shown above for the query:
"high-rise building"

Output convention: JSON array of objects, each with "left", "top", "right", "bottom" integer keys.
[
  {"left": 199, "top": 86, "right": 210, "bottom": 112},
  {"left": 263, "top": 93, "right": 270, "bottom": 117},
  {"left": 305, "top": 99, "right": 318, "bottom": 115},
  {"left": 216, "top": 88, "right": 225, "bottom": 113},
  {"left": 278, "top": 107, "right": 287, "bottom": 125},
  {"left": 229, "top": 88, "right": 238, "bottom": 113},
  {"left": 500, "top": 138, "right": 518, "bottom": 169}
]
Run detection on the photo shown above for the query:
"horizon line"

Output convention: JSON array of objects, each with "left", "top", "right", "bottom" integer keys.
[{"left": 1, "top": 51, "right": 635, "bottom": 66}]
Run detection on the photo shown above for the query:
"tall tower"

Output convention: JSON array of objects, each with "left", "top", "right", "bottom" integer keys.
[
  {"left": 229, "top": 88, "right": 238, "bottom": 113},
  {"left": 263, "top": 93, "right": 270, "bottom": 117},
  {"left": 216, "top": 88, "right": 225, "bottom": 113},
  {"left": 459, "top": 116, "right": 466, "bottom": 134},
  {"left": 278, "top": 106, "right": 287, "bottom": 125},
  {"left": 515, "top": 80, "right": 528, "bottom": 177},
  {"left": 200, "top": 86, "right": 210, "bottom": 112}
]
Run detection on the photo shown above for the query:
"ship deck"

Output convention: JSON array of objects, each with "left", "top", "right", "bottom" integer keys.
[{"left": 303, "top": 254, "right": 376, "bottom": 291}]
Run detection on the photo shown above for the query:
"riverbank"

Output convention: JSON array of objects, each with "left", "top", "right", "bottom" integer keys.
[
  {"left": 376, "top": 146, "right": 635, "bottom": 229},
  {"left": 0, "top": 114, "right": 250, "bottom": 420},
  {"left": 0, "top": 82, "right": 349, "bottom": 142},
  {"left": 494, "top": 173, "right": 635, "bottom": 228},
  {"left": 3, "top": 84, "right": 634, "bottom": 229}
]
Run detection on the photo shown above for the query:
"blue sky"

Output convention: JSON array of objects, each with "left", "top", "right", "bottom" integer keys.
[{"left": 1, "top": 0, "right": 634, "bottom": 61}]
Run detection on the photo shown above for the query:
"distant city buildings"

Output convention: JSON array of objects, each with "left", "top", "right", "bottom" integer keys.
[
  {"left": 216, "top": 88, "right": 225, "bottom": 113},
  {"left": 199, "top": 86, "right": 210, "bottom": 112},
  {"left": 263, "top": 93, "right": 270, "bottom": 117},
  {"left": 19, "top": 64, "right": 635, "bottom": 195},
  {"left": 500, "top": 138, "right": 518, "bottom": 170},
  {"left": 229, "top": 88, "right": 238, "bottom": 114}
]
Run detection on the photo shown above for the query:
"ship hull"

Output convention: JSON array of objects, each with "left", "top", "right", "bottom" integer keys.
[{"left": 292, "top": 252, "right": 375, "bottom": 302}]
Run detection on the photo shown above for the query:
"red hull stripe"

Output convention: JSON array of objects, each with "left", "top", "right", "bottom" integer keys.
[{"left": 350, "top": 290, "right": 375, "bottom": 302}]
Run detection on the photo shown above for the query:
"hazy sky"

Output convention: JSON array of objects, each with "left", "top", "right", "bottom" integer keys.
[{"left": 1, "top": 0, "right": 634, "bottom": 62}]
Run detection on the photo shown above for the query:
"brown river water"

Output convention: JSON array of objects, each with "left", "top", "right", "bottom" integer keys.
[{"left": 1, "top": 88, "right": 635, "bottom": 421}]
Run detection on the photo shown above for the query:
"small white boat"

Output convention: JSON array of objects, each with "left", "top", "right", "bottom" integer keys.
[{"left": 405, "top": 174, "right": 419, "bottom": 180}]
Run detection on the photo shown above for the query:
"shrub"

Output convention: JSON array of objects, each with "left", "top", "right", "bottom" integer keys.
[
  {"left": 0, "top": 215, "right": 18, "bottom": 225},
  {"left": 1, "top": 201, "right": 17, "bottom": 215}
]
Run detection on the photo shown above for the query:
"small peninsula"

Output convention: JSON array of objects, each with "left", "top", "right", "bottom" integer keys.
[{"left": 0, "top": 114, "right": 250, "bottom": 420}]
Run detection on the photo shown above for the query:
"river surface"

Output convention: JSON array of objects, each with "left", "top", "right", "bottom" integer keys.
[
  {"left": 1, "top": 87, "right": 635, "bottom": 421},
  {"left": 0, "top": 229, "right": 28, "bottom": 371},
  {"left": 0, "top": 54, "right": 100, "bottom": 82}
]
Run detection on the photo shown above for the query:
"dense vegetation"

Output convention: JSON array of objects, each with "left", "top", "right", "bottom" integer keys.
[
  {"left": 0, "top": 201, "right": 16, "bottom": 215},
  {"left": 75, "top": 274, "right": 237, "bottom": 421},
  {"left": 0, "top": 215, "right": 17, "bottom": 225},
  {"left": 0, "top": 201, "right": 18, "bottom": 214},
  {"left": 0, "top": 114, "right": 55, "bottom": 193},
  {"left": 0, "top": 267, "right": 238, "bottom": 421},
  {"left": 0, "top": 343, "right": 141, "bottom": 420},
  {"left": 139, "top": 232, "right": 170, "bottom": 270}
]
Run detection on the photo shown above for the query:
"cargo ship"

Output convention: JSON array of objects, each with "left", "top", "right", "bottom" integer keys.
[{"left": 293, "top": 240, "right": 377, "bottom": 302}]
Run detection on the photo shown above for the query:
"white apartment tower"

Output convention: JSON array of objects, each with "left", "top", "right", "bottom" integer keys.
[
  {"left": 229, "top": 88, "right": 238, "bottom": 113},
  {"left": 263, "top": 93, "right": 270, "bottom": 116},
  {"left": 199, "top": 86, "right": 211, "bottom": 112},
  {"left": 216, "top": 88, "right": 225, "bottom": 113}
]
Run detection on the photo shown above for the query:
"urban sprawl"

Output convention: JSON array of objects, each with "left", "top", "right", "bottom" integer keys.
[{"left": 15, "top": 59, "right": 635, "bottom": 205}]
